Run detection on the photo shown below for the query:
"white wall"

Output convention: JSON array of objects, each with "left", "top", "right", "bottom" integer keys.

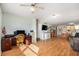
[
  {"left": 2, "top": 13, "right": 34, "bottom": 34},
  {"left": 0, "top": 7, "right": 2, "bottom": 55},
  {"left": 38, "top": 22, "right": 42, "bottom": 39},
  {"left": 31, "top": 19, "right": 37, "bottom": 43},
  {"left": 2, "top": 13, "right": 37, "bottom": 43}
]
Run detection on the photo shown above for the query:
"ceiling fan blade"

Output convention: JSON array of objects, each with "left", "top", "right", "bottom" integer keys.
[
  {"left": 31, "top": 3, "right": 38, "bottom": 6},
  {"left": 38, "top": 7, "right": 44, "bottom": 9},
  {"left": 35, "top": 6, "right": 44, "bottom": 9},
  {"left": 20, "top": 4, "right": 30, "bottom": 7}
]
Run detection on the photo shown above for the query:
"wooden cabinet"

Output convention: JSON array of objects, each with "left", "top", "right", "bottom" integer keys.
[
  {"left": 24, "top": 36, "right": 32, "bottom": 45},
  {"left": 51, "top": 32, "right": 56, "bottom": 38},
  {"left": 1, "top": 35, "right": 32, "bottom": 52},
  {"left": 11, "top": 37, "right": 16, "bottom": 46},
  {"left": 27, "top": 36, "right": 32, "bottom": 45},
  {"left": 1, "top": 38, "right": 11, "bottom": 52},
  {"left": 1, "top": 35, "right": 16, "bottom": 52}
]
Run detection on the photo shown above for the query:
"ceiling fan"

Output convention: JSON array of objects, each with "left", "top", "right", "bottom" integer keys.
[{"left": 20, "top": 3, "right": 44, "bottom": 13}]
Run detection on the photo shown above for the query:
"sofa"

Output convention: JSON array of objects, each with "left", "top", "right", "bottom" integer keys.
[{"left": 69, "top": 30, "right": 79, "bottom": 51}]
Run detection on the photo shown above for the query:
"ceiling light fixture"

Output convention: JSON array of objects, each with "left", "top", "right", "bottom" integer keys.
[
  {"left": 52, "top": 13, "right": 60, "bottom": 18},
  {"left": 52, "top": 14, "right": 55, "bottom": 16},
  {"left": 31, "top": 6, "right": 36, "bottom": 12},
  {"left": 52, "top": 14, "right": 57, "bottom": 18}
]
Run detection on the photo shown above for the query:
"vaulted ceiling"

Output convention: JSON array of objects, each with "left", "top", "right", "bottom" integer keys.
[{"left": 1, "top": 3, "right": 79, "bottom": 24}]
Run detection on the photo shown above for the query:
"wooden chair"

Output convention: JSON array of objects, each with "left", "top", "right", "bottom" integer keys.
[
  {"left": 19, "top": 44, "right": 39, "bottom": 56},
  {"left": 15, "top": 34, "right": 25, "bottom": 46},
  {"left": 23, "top": 44, "right": 39, "bottom": 56}
]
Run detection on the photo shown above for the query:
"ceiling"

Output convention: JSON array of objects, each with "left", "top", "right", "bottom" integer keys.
[{"left": 1, "top": 3, "right": 79, "bottom": 25}]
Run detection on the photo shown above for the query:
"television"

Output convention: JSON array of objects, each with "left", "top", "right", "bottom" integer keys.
[
  {"left": 42, "top": 25, "right": 48, "bottom": 30},
  {"left": 14, "top": 30, "right": 26, "bottom": 35}
]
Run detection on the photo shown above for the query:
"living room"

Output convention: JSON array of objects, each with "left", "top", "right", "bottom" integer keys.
[{"left": 0, "top": 3, "right": 79, "bottom": 56}]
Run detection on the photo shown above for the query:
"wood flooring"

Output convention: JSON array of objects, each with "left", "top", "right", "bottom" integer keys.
[{"left": 2, "top": 37, "right": 79, "bottom": 56}]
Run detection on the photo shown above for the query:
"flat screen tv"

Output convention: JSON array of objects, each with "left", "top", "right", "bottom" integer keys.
[
  {"left": 42, "top": 25, "right": 48, "bottom": 30},
  {"left": 14, "top": 30, "right": 26, "bottom": 35}
]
